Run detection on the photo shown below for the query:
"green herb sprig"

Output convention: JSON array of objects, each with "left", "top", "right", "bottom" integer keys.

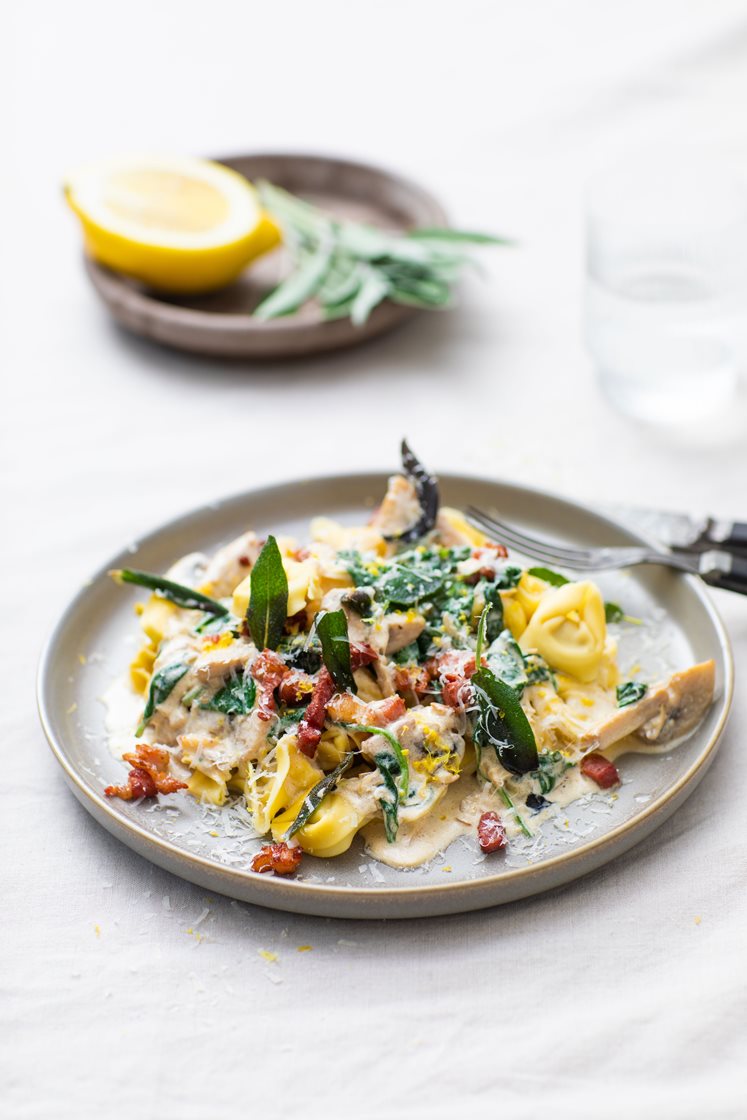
[
  {"left": 255, "top": 182, "right": 510, "bottom": 326},
  {"left": 246, "top": 535, "right": 288, "bottom": 651},
  {"left": 316, "top": 609, "right": 355, "bottom": 692}
]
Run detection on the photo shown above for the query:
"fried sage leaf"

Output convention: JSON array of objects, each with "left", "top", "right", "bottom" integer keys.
[
  {"left": 246, "top": 536, "right": 288, "bottom": 651},
  {"left": 472, "top": 666, "right": 538, "bottom": 775},
  {"left": 111, "top": 569, "right": 228, "bottom": 615},
  {"left": 385, "top": 440, "right": 440, "bottom": 543},
  {"left": 136, "top": 662, "right": 190, "bottom": 736},
  {"left": 316, "top": 609, "right": 355, "bottom": 692},
  {"left": 285, "top": 752, "right": 354, "bottom": 839}
]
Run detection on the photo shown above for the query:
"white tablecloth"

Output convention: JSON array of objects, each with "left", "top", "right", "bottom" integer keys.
[{"left": 4, "top": 2, "right": 747, "bottom": 1116}]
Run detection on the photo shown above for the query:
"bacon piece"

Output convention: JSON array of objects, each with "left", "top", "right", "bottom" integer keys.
[
  {"left": 297, "top": 668, "right": 336, "bottom": 756},
  {"left": 350, "top": 643, "right": 378, "bottom": 669},
  {"left": 430, "top": 650, "right": 477, "bottom": 710},
  {"left": 580, "top": 752, "right": 620, "bottom": 789},
  {"left": 477, "top": 811, "right": 507, "bottom": 852},
  {"left": 326, "top": 692, "right": 406, "bottom": 727},
  {"left": 290, "top": 546, "right": 311, "bottom": 562},
  {"left": 105, "top": 744, "right": 187, "bottom": 801},
  {"left": 251, "top": 841, "right": 303, "bottom": 876},
  {"left": 394, "top": 664, "right": 432, "bottom": 697},
  {"left": 474, "top": 543, "right": 509, "bottom": 560},
  {"left": 278, "top": 670, "right": 314, "bottom": 705},
  {"left": 252, "top": 649, "right": 288, "bottom": 720}
]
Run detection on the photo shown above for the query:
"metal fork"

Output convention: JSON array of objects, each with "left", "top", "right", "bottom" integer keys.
[{"left": 465, "top": 507, "right": 747, "bottom": 595}]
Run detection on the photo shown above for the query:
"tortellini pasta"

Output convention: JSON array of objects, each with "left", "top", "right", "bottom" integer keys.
[
  {"left": 246, "top": 735, "right": 323, "bottom": 833},
  {"left": 519, "top": 580, "right": 606, "bottom": 682},
  {"left": 272, "top": 789, "right": 373, "bottom": 857}
]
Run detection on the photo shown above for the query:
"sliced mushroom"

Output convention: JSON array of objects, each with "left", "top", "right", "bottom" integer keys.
[
  {"left": 576, "top": 660, "right": 715, "bottom": 754},
  {"left": 371, "top": 441, "right": 440, "bottom": 543},
  {"left": 384, "top": 611, "right": 426, "bottom": 654}
]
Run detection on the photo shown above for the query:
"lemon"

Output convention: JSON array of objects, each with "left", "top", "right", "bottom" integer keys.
[{"left": 64, "top": 155, "right": 280, "bottom": 292}]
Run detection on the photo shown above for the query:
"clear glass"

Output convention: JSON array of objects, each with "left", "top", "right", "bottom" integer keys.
[{"left": 584, "top": 156, "right": 747, "bottom": 425}]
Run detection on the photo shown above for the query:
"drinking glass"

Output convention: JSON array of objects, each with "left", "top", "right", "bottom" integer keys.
[{"left": 584, "top": 156, "right": 747, "bottom": 424}]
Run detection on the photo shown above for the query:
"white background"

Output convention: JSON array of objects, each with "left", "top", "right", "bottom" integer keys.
[{"left": 3, "top": 2, "right": 747, "bottom": 1117}]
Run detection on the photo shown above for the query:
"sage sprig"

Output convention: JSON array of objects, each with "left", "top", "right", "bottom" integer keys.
[
  {"left": 316, "top": 609, "right": 355, "bottom": 692},
  {"left": 255, "top": 181, "right": 510, "bottom": 326},
  {"left": 246, "top": 536, "right": 288, "bottom": 651},
  {"left": 286, "top": 752, "right": 354, "bottom": 839},
  {"left": 111, "top": 569, "right": 228, "bottom": 616}
]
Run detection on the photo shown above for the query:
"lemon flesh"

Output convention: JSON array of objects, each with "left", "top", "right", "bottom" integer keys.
[{"left": 64, "top": 156, "right": 280, "bottom": 293}]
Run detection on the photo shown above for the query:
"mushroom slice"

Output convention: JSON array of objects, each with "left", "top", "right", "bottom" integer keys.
[
  {"left": 384, "top": 611, "right": 426, "bottom": 654},
  {"left": 576, "top": 660, "right": 715, "bottom": 754}
]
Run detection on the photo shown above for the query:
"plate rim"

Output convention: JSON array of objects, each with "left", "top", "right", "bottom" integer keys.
[{"left": 37, "top": 471, "right": 735, "bottom": 907}]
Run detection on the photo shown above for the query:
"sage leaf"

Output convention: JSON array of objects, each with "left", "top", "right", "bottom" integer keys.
[
  {"left": 136, "top": 662, "right": 190, "bottom": 736},
  {"left": 254, "top": 239, "right": 333, "bottom": 319},
  {"left": 112, "top": 569, "right": 228, "bottom": 615},
  {"left": 246, "top": 535, "right": 288, "bottom": 651},
  {"left": 407, "top": 228, "right": 513, "bottom": 246},
  {"left": 472, "top": 666, "right": 538, "bottom": 775},
  {"left": 350, "top": 268, "right": 390, "bottom": 326},
  {"left": 286, "top": 752, "right": 354, "bottom": 839},
  {"left": 316, "top": 609, "right": 355, "bottom": 692}
]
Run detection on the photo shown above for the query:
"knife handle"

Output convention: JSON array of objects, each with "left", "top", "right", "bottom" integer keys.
[
  {"left": 708, "top": 521, "right": 747, "bottom": 552},
  {"left": 703, "top": 553, "right": 747, "bottom": 595}
]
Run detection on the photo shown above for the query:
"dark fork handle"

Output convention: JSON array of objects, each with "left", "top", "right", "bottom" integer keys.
[
  {"left": 709, "top": 521, "right": 747, "bottom": 552},
  {"left": 702, "top": 553, "right": 747, "bottom": 595}
]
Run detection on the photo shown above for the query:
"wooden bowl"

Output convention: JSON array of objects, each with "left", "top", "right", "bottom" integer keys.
[{"left": 82, "top": 152, "right": 448, "bottom": 359}]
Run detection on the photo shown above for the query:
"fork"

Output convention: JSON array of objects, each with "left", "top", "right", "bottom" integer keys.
[{"left": 465, "top": 507, "right": 747, "bottom": 595}]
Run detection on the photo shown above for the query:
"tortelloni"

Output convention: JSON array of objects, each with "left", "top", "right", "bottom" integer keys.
[
  {"left": 271, "top": 789, "right": 374, "bottom": 857},
  {"left": 519, "top": 581, "right": 606, "bottom": 682},
  {"left": 246, "top": 735, "right": 323, "bottom": 834}
]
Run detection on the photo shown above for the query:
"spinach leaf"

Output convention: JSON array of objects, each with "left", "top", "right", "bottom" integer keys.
[
  {"left": 112, "top": 569, "right": 228, "bottom": 616},
  {"left": 472, "top": 667, "right": 538, "bottom": 775},
  {"left": 285, "top": 752, "right": 354, "bottom": 838},
  {"left": 200, "top": 674, "right": 256, "bottom": 716},
  {"left": 494, "top": 566, "right": 523, "bottom": 589},
  {"left": 374, "top": 751, "right": 402, "bottom": 842},
  {"left": 486, "top": 629, "right": 527, "bottom": 691},
  {"left": 341, "top": 723, "right": 409, "bottom": 799},
  {"left": 527, "top": 566, "right": 569, "bottom": 587},
  {"left": 605, "top": 601, "right": 625, "bottom": 624},
  {"left": 136, "top": 662, "right": 190, "bottom": 736},
  {"left": 531, "top": 749, "right": 570, "bottom": 795},
  {"left": 617, "top": 681, "right": 648, "bottom": 708},
  {"left": 524, "top": 652, "right": 555, "bottom": 687},
  {"left": 377, "top": 563, "right": 445, "bottom": 607},
  {"left": 316, "top": 609, "right": 355, "bottom": 692},
  {"left": 246, "top": 536, "right": 288, "bottom": 651}
]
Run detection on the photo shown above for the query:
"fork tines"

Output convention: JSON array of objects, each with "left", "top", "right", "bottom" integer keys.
[{"left": 465, "top": 507, "right": 599, "bottom": 570}]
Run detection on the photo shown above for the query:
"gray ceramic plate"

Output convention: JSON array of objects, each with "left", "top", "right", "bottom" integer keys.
[
  {"left": 83, "top": 152, "right": 448, "bottom": 358},
  {"left": 37, "top": 474, "right": 733, "bottom": 919}
]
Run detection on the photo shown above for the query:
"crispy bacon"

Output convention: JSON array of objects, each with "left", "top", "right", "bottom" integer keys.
[
  {"left": 581, "top": 752, "right": 620, "bottom": 789},
  {"left": 252, "top": 649, "right": 288, "bottom": 720},
  {"left": 326, "top": 692, "right": 406, "bottom": 727},
  {"left": 105, "top": 744, "right": 187, "bottom": 801},
  {"left": 297, "top": 668, "right": 336, "bottom": 756},
  {"left": 430, "top": 650, "right": 477, "bottom": 710},
  {"left": 350, "top": 642, "right": 378, "bottom": 669},
  {"left": 278, "top": 670, "right": 314, "bottom": 705},
  {"left": 477, "top": 811, "right": 507, "bottom": 852},
  {"left": 251, "top": 841, "right": 303, "bottom": 876},
  {"left": 394, "top": 664, "right": 432, "bottom": 697}
]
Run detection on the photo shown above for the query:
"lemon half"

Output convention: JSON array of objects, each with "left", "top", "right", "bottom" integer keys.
[{"left": 64, "top": 155, "right": 280, "bottom": 292}]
